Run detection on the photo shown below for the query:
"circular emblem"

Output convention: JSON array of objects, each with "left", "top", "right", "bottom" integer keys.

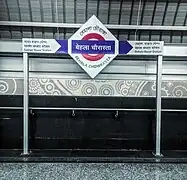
[{"left": 82, "top": 33, "right": 105, "bottom": 61}]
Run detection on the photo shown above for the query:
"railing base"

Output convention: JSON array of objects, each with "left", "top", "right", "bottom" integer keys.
[
  {"left": 152, "top": 152, "right": 163, "bottom": 157},
  {"left": 20, "top": 150, "right": 32, "bottom": 156}
]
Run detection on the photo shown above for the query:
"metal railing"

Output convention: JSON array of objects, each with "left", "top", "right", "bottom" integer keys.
[{"left": 1, "top": 106, "right": 187, "bottom": 112}]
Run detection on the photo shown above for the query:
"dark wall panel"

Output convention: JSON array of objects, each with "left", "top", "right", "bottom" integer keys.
[
  {"left": 162, "top": 112, "right": 187, "bottom": 150},
  {"left": 30, "top": 96, "right": 156, "bottom": 109},
  {"left": 0, "top": 95, "right": 23, "bottom": 107},
  {"left": 31, "top": 110, "right": 153, "bottom": 150},
  {"left": 0, "top": 110, "right": 23, "bottom": 149},
  {"left": 1, "top": 95, "right": 187, "bottom": 151},
  {"left": 162, "top": 98, "right": 187, "bottom": 109}
]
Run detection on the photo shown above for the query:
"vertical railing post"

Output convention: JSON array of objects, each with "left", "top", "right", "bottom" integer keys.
[
  {"left": 155, "top": 55, "right": 163, "bottom": 156},
  {"left": 23, "top": 52, "right": 29, "bottom": 155}
]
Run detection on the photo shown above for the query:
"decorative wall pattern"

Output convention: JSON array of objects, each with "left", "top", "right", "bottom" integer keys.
[{"left": 1, "top": 78, "right": 187, "bottom": 97}]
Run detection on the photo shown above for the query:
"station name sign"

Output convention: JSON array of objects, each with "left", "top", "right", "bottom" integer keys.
[
  {"left": 22, "top": 15, "right": 164, "bottom": 78},
  {"left": 22, "top": 39, "right": 163, "bottom": 56}
]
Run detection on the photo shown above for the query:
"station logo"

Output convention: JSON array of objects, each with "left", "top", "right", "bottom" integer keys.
[{"left": 68, "top": 15, "right": 119, "bottom": 78}]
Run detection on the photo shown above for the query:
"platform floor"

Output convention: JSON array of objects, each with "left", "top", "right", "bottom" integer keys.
[{"left": 0, "top": 163, "right": 187, "bottom": 180}]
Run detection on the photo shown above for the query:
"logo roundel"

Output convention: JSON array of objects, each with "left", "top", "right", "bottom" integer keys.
[{"left": 82, "top": 33, "right": 105, "bottom": 61}]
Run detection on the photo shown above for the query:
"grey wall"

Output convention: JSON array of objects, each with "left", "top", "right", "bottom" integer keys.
[{"left": 0, "top": 55, "right": 187, "bottom": 97}]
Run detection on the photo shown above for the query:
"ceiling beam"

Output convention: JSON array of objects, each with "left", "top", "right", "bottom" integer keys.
[{"left": 0, "top": 21, "right": 187, "bottom": 31}]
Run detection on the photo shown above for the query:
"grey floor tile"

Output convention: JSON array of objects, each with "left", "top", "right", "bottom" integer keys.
[{"left": 0, "top": 163, "right": 187, "bottom": 180}]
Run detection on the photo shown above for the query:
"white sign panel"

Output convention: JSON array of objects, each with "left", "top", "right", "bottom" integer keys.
[
  {"left": 68, "top": 15, "right": 119, "bottom": 78},
  {"left": 127, "top": 41, "right": 164, "bottom": 55},
  {"left": 22, "top": 38, "right": 61, "bottom": 53}
]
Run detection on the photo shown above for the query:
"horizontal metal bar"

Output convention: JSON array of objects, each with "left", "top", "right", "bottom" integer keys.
[
  {"left": 162, "top": 109, "right": 187, "bottom": 112},
  {"left": 0, "top": 107, "right": 23, "bottom": 110},
  {"left": 0, "top": 117, "right": 11, "bottom": 120},
  {"left": 0, "top": 21, "right": 187, "bottom": 31},
  {"left": 30, "top": 107, "right": 154, "bottom": 111},
  {"left": 29, "top": 108, "right": 187, "bottom": 112},
  {"left": 37, "top": 148, "right": 142, "bottom": 152},
  {"left": 0, "top": 107, "right": 187, "bottom": 112}
]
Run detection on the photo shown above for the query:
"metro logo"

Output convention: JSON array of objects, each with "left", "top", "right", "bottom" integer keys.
[{"left": 68, "top": 15, "right": 119, "bottom": 78}]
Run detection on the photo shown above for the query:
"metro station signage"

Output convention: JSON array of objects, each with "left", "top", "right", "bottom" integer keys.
[
  {"left": 68, "top": 15, "right": 119, "bottom": 78},
  {"left": 22, "top": 15, "right": 164, "bottom": 78}
]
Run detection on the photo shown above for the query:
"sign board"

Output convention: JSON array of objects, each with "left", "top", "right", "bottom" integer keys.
[
  {"left": 22, "top": 39, "right": 163, "bottom": 56},
  {"left": 127, "top": 41, "right": 164, "bottom": 55},
  {"left": 22, "top": 39, "right": 68, "bottom": 54},
  {"left": 68, "top": 15, "right": 119, "bottom": 78},
  {"left": 22, "top": 15, "right": 164, "bottom": 78}
]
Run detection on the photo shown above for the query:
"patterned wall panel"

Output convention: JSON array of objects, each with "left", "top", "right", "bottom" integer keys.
[{"left": 0, "top": 78, "right": 187, "bottom": 98}]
